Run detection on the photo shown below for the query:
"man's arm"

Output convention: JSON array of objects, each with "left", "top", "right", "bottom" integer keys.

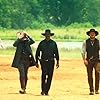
[
  {"left": 54, "top": 42, "right": 59, "bottom": 68},
  {"left": 0, "top": 39, "right": 4, "bottom": 48},
  {"left": 35, "top": 43, "right": 41, "bottom": 68},
  {"left": 81, "top": 40, "right": 88, "bottom": 66},
  {"left": 81, "top": 40, "right": 86, "bottom": 60},
  {"left": 27, "top": 35, "right": 35, "bottom": 45}
]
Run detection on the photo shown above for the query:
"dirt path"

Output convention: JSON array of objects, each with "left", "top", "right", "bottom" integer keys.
[{"left": 0, "top": 56, "right": 100, "bottom": 100}]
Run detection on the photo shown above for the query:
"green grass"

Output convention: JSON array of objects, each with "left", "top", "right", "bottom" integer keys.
[
  {"left": 0, "top": 48, "right": 15, "bottom": 55},
  {"left": 1, "top": 27, "right": 100, "bottom": 41},
  {"left": 0, "top": 48, "right": 82, "bottom": 59},
  {"left": 59, "top": 48, "right": 81, "bottom": 59}
]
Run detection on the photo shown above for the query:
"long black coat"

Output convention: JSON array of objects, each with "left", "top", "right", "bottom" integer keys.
[{"left": 11, "top": 36, "right": 36, "bottom": 68}]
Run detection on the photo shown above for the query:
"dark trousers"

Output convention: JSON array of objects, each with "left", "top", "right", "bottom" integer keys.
[
  {"left": 18, "top": 57, "right": 29, "bottom": 89},
  {"left": 86, "top": 61, "right": 99, "bottom": 92},
  {"left": 40, "top": 60, "right": 55, "bottom": 93},
  {"left": 18, "top": 63, "right": 29, "bottom": 90}
]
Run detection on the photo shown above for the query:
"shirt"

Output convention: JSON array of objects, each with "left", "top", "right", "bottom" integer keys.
[
  {"left": 81, "top": 39, "right": 100, "bottom": 60},
  {"left": 35, "top": 39, "right": 59, "bottom": 63}
]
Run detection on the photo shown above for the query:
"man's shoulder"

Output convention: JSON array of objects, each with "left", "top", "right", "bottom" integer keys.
[
  {"left": 39, "top": 39, "right": 56, "bottom": 44},
  {"left": 38, "top": 40, "right": 46, "bottom": 45},
  {"left": 39, "top": 40, "right": 45, "bottom": 43},
  {"left": 95, "top": 38, "right": 99, "bottom": 41},
  {"left": 50, "top": 39, "right": 56, "bottom": 43}
]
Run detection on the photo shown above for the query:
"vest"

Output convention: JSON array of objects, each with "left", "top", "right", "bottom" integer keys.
[{"left": 86, "top": 38, "right": 99, "bottom": 60}]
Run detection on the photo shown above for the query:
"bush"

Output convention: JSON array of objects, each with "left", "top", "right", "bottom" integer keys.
[
  {"left": 67, "top": 22, "right": 93, "bottom": 28},
  {"left": 30, "top": 21, "right": 55, "bottom": 29}
]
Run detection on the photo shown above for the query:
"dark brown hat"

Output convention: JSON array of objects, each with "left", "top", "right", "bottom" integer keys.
[
  {"left": 42, "top": 29, "right": 54, "bottom": 36},
  {"left": 86, "top": 29, "right": 99, "bottom": 36}
]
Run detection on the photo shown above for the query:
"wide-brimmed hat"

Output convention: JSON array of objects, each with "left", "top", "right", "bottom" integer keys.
[
  {"left": 42, "top": 29, "right": 54, "bottom": 36},
  {"left": 86, "top": 29, "right": 99, "bottom": 36}
]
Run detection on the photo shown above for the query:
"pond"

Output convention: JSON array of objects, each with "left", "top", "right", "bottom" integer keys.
[{"left": 2, "top": 40, "right": 83, "bottom": 49}]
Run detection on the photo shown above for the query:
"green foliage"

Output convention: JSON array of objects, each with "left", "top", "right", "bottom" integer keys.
[
  {"left": 0, "top": 0, "right": 100, "bottom": 28},
  {"left": 30, "top": 21, "right": 55, "bottom": 29},
  {"left": 67, "top": 22, "right": 93, "bottom": 28}
]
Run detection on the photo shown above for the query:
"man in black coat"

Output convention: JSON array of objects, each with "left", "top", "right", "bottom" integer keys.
[
  {"left": 81, "top": 29, "right": 100, "bottom": 95},
  {"left": 35, "top": 29, "right": 59, "bottom": 95},
  {"left": 12, "top": 31, "right": 36, "bottom": 94}
]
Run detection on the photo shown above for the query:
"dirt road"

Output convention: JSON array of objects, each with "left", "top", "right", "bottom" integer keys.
[{"left": 0, "top": 56, "right": 100, "bottom": 100}]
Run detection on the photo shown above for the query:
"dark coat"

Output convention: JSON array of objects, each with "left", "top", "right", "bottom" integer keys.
[{"left": 11, "top": 36, "right": 36, "bottom": 68}]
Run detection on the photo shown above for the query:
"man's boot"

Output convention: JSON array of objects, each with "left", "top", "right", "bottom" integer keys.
[{"left": 19, "top": 78, "right": 26, "bottom": 94}]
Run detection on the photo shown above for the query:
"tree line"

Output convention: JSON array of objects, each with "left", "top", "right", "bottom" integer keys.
[{"left": 0, "top": 0, "right": 100, "bottom": 29}]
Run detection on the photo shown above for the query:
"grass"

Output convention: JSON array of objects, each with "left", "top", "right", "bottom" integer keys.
[
  {"left": 0, "top": 48, "right": 82, "bottom": 59},
  {"left": 1, "top": 27, "right": 100, "bottom": 41},
  {"left": 0, "top": 48, "right": 15, "bottom": 55},
  {"left": 59, "top": 48, "right": 82, "bottom": 59}
]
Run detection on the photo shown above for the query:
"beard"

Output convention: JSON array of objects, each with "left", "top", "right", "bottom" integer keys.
[{"left": 90, "top": 36, "right": 95, "bottom": 40}]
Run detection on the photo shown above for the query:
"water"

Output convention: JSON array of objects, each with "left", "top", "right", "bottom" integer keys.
[
  {"left": 2, "top": 40, "right": 83, "bottom": 49},
  {"left": 58, "top": 42, "right": 82, "bottom": 49}
]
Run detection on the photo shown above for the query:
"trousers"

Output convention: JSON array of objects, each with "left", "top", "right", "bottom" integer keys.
[
  {"left": 86, "top": 61, "right": 99, "bottom": 92},
  {"left": 40, "top": 60, "right": 55, "bottom": 93},
  {"left": 18, "top": 56, "right": 29, "bottom": 89}
]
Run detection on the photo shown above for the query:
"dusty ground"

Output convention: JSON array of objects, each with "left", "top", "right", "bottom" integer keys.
[{"left": 0, "top": 56, "right": 100, "bottom": 100}]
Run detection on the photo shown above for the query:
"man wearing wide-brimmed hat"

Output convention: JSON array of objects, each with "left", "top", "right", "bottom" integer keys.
[
  {"left": 81, "top": 29, "right": 100, "bottom": 95},
  {"left": 35, "top": 29, "right": 59, "bottom": 95}
]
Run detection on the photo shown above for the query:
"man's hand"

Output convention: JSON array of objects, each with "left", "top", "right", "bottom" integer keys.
[
  {"left": 84, "top": 59, "right": 88, "bottom": 67},
  {"left": 36, "top": 63, "right": 39, "bottom": 68},
  {"left": 56, "top": 63, "right": 59, "bottom": 69}
]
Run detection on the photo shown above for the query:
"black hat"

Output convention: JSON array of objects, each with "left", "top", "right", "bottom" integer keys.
[
  {"left": 86, "top": 29, "right": 99, "bottom": 36},
  {"left": 42, "top": 29, "right": 54, "bottom": 36}
]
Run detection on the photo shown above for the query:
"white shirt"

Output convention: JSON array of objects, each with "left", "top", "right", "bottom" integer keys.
[{"left": 81, "top": 39, "right": 100, "bottom": 59}]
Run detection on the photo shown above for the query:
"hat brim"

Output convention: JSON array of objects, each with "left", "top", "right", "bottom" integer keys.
[
  {"left": 86, "top": 31, "right": 99, "bottom": 36},
  {"left": 42, "top": 33, "right": 54, "bottom": 36}
]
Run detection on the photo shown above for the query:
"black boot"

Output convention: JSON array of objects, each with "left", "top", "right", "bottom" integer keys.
[
  {"left": 19, "top": 78, "right": 26, "bottom": 94},
  {"left": 19, "top": 88, "right": 26, "bottom": 94}
]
